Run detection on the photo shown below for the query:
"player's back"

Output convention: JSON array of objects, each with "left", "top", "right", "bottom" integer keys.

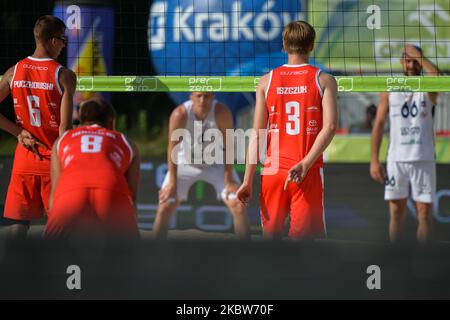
[
  {"left": 264, "top": 64, "right": 324, "bottom": 170},
  {"left": 56, "top": 125, "right": 133, "bottom": 195},
  {"left": 11, "top": 57, "right": 64, "bottom": 156}
]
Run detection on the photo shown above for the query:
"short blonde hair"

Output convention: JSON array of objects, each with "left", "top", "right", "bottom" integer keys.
[{"left": 282, "top": 20, "right": 316, "bottom": 55}]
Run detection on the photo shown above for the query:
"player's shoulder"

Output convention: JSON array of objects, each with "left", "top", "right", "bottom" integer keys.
[
  {"left": 318, "top": 71, "right": 336, "bottom": 85},
  {"left": 256, "top": 72, "right": 272, "bottom": 94},
  {"left": 2, "top": 65, "right": 17, "bottom": 83},
  {"left": 214, "top": 101, "right": 231, "bottom": 116},
  {"left": 171, "top": 104, "right": 188, "bottom": 120},
  {"left": 118, "top": 132, "right": 139, "bottom": 157},
  {"left": 59, "top": 67, "right": 77, "bottom": 83},
  {"left": 317, "top": 71, "right": 337, "bottom": 93}
]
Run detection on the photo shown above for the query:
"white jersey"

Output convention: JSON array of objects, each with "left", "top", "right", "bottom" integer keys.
[
  {"left": 387, "top": 92, "right": 435, "bottom": 162},
  {"left": 177, "top": 99, "right": 224, "bottom": 167}
]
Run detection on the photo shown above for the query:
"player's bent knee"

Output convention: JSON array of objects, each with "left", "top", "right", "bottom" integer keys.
[{"left": 226, "top": 199, "right": 246, "bottom": 213}]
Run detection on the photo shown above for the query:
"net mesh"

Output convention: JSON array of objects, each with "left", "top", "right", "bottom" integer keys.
[{"left": 0, "top": 0, "right": 449, "bottom": 92}]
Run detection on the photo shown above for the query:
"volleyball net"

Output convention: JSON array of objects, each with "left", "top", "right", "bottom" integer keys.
[{"left": 2, "top": 0, "right": 449, "bottom": 92}]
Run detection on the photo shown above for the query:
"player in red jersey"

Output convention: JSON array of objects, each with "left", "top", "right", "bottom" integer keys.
[
  {"left": 45, "top": 98, "right": 140, "bottom": 239},
  {"left": 237, "top": 21, "right": 338, "bottom": 239},
  {"left": 0, "top": 15, "right": 77, "bottom": 237}
]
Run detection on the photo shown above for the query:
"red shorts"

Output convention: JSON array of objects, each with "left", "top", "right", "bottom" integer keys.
[
  {"left": 3, "top": 145, "right": 52, "bottom": 221},
  {"left": 45, "top": 188, "right": 139, "bottom": 239},
  {"left": 260, "top": 167, "right": 326, "bottom": 239},
  {"left": 4, "top": 173, "right": 51, "bottom": 221}
]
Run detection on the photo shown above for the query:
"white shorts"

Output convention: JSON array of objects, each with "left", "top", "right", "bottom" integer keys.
[
  {"left": 161, "top": 164, "right": 241, "bottom": 202},
  {"left": 384, "top": 161, "right": 436, "bottom": 203}
]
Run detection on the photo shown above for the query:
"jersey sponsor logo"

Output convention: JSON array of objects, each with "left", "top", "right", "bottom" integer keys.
[
  {"left": 276, "top": 85, "right": 308, "bottom": 95},
  {"left": 64, "top": 154, "right": 75, "bottom": 168},
  {"left": 13, "top": 80, "right": 54, "bottom": 91},
  {"left": 71, "top": 130, "right": 116, "bottom": 139},
  {"left": 49, "top": 115, "right": 59, "bottom": 128},
  {"left": 22, "top": 64, "right": 49, "bottom": 71},
  {"left": 268, "top": 105, "right": 279, "bottom": 116},
  {"left": 309, "top": 120, "right": 318, "bottom": 127},
  {"left": 280, "top": 70, "right": 308, "bottom": 76},
  {"left": 306, "top": 106, "right": 319, "bottom": 112},
  {"left": 109, "top": 151, "right": 123, "bottom": 168},
  {"left": 306, "top": 126, "right": 319, "bottom": 135},
  {"left": 268, "top": 123, "right": 278, "bottom": 132},
  {"left": 400, "top": 126, "right": 421, "bottom": 136}
]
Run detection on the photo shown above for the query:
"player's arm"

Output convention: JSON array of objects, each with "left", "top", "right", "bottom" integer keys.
[
  {"left": 49, "top": 139, "right": 62, "bottom": 210},
  {"left": 237, "top": 74, "right": 269, "bottom": 204},
  {"left": 285, "top": 72, "right": 338, "bottom": 188},
  {"left": 125, "top": 138, "right": 141, "bottom": 204},
  {"left": 404, "top": 44, "right": 440, "bottom": 104},
  {"left": 58, "top": 68, "right": 77, "bottom": 135},
  {"left": 370, "top": 92, "right": 389, "bottom": 184},
  {"left": 159, "top": 105, "right": 187, "bottom": 203},
  {"left": 0, "top": 66, "right": 41, "bottom": 150},
  {"left": 419, "top": 53, "right": 440, "bottom": 105},
  {"left": 215, "top": 103, "right": 238, "bottom": 189},
  {"left": 0, "top": 66, "right": 24, "bottom": 137}
]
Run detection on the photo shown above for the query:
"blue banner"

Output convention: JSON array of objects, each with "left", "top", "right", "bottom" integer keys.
[
  {"left": 54, "top": 3, "right": 114, "bottom": 105},
  {"left": 148, "top": 0, "right": 308, "bottom": 118}
]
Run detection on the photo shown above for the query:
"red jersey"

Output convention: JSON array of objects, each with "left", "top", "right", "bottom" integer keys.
[
  {"left": 56, "top": 125, "right": 134, "bottom": 195},
  {"left": 11, "top": 57, "right": 64, "bottom": 157},
  {"left": 264, "top": 64, "right": 324, "bottom": 170}
]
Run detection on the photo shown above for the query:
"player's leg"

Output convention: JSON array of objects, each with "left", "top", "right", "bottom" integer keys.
[
  {"left": 210, "top": 167, "right": 250, "bottom": 239},
  {"left": 151, "top": 165, "right": 193, "bottom": 240},
  {"left": 288, "top": 167, "right": 326, "bottom": 240},
  {"left": 385, "top": 161, "right": 409, "bottom": 243},
  {"left": 151, "top": 198, "right": 180, "bottom": 240},
  {"left": 6, "top": 221, "right": 30, "bottom": 239},
  {"left": 388, "top": 199, "right": 408, "bottom": 243},
  {"left": 222, "top": 196, "right": 250, "bottom": 239},
  {"left": 93, "top": 189, "right": 140, "bottom": 239},
  {"left": 45, "top": 189, "right": 93, "bottom": 238},
  {"left": 410, "top": 161, "right": 436, "bottom": 243},
  {"left": 3, "top": 173, "right": 45, "bottom": 238},
  {"left": 415, "top": 201, "right": 433, "bottom": 243},
  {"left": 260, "top": 171, "right": 290, "bottom": 239}
]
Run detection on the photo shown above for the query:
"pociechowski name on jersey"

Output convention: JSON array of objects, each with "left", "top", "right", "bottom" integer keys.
[
  {"left": 13, "top": 80, "right": 54, "bottom": 91},
  {"left": 276, "top": 86, "right": 308, "bottom": 95}
]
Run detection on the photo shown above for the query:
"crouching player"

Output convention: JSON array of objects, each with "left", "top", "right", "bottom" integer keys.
[{"left": 45, "top": 98, "right": 140, "bottom": 239}]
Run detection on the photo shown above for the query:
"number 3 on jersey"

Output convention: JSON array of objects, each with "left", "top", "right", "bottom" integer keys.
[
  {"left": 81, "top": 135, "right": 103, "bottom": 153},
  {"left": 286, "top": 101, "right": 300, "bottom": 135}
]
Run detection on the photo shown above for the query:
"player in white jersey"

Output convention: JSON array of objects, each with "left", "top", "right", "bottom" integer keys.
[
  {"left": 371, "top": 44, "right": 440, "bottom": 243},
  {"left": 152, "top": 92, "right": 250, "bottom": 239}
]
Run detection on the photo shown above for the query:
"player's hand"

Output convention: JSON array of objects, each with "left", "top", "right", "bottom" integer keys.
[
  {"left": 159, "top": 183, "right": 178, "bottom": 205},
  {"left": 236, "top": 182, "right": 252, "bottom": 206},
  {"left": 370, "top": 161, "right": 386, "bottom": 184},
  {"left": 17, "top": 130, "right": 44, "bottom": 160},
  {"left": 284, "top": 161, "right": 310, "bottom": 191}
]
